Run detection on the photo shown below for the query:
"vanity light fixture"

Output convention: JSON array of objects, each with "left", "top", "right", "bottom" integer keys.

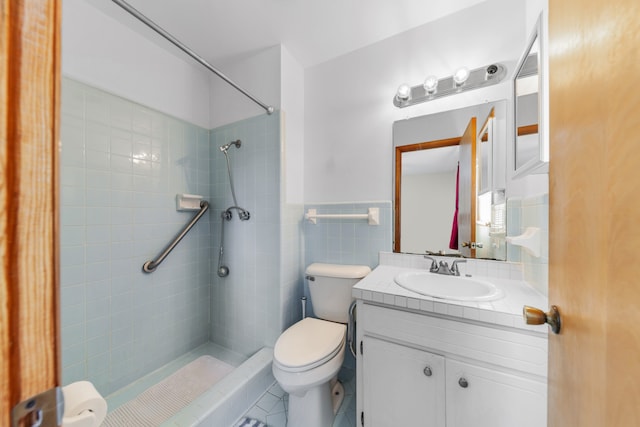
[
  {"left": 395, "top": 83, "right": 412, "bottom": 102},
  {"left": 423, "top": 75, "right": 438, "bottom": 95},
  {"left": 393, "top": 63, "right": 507, "bottom": 108},
  {"left": 453, "top": 67, "right": 470, "bottom": 86}
]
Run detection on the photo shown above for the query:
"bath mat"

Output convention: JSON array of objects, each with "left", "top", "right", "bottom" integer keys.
[
  {"left": 102, "top": 355, "right": 234, "bottom": 427},
  {"left": 234, "top": 417, "right": 267, "bottom": 427}
]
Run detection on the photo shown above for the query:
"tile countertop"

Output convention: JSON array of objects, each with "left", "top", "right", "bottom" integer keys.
[{"left": 352, "top": 254, "right": 549, "bottom": 333}]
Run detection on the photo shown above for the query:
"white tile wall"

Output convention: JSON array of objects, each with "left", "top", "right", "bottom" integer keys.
[
  {"left": 60, "top": 78, "right": 212, "bottom": 395},
  {"left": 209, "top": 112, "right": 302, "bottom": 357},
  {"left": 507, "top": 194, "right": 549, "bottom": 296},
  {"left": 303, "top": 201, "right": 392, "bottom": 269}
]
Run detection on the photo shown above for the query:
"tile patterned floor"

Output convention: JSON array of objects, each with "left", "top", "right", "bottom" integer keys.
[{"left": 239, "top": 367, "right": 356, "bottom": 427}]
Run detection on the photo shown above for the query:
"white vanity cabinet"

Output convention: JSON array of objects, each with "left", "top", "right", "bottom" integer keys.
[
  {"left": 445, "top": 359, "right": 546, "bottom": 427},
  {"left": 362, "top": 336, "right": 445, "bottom": 426},
  {"left": 356, "top": 302, "right": 548, "bottom": 427}
]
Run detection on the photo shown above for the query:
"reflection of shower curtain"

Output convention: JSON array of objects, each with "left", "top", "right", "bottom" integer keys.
[{"left": 449, "top": 163, "right": 460, "bottom": 250}]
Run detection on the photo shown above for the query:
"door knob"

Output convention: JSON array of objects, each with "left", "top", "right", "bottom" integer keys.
[{"left": 523, "top": 305, "right": 561, "bottom": 334}]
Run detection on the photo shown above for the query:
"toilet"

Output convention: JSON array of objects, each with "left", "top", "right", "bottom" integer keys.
[{"left": 272, "top": 263, "right": 371, "bottom": 427}]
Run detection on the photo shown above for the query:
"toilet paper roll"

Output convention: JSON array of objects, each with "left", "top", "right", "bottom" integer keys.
[{"left": 62, "top": 381, "right": 107, "bottom": 427}]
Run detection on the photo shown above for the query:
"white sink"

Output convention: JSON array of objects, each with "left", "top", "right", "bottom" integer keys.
[{"left": 394, "top": 271, "right": 504, "bottom": 301}]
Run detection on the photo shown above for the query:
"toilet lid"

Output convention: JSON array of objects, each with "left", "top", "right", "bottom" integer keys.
[{"left": 274, "top": 317, "right": 346, "bottom": 372}]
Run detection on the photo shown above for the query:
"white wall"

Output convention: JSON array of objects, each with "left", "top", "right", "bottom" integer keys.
[
  {"left": 208, "top": 45, "right": 304, "bottom": 203},
  {"left": 209, "top": 46, "right": 282, "bottom": 129},
  {"left": 304, "top": 0, "right": 528, "bottom": 203},
  {"left": 280, "top": 47, "right": 305, "bottom": 204},
  {"left": 402, "top": 172, "right": 457, "bottom": 254},
  {"left": 61, "top": 0, "right": 211, "bottom": 128}
]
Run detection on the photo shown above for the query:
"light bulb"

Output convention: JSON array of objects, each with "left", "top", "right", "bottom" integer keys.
[
  {"left": 396, "top": 83, "right": 411, "bottom": 102},
  {"left": 423, "top": 75, "right": 438, "bottom": 94},
  {"left": 453, "top": 67, "right": 470, "bottom": 86}
]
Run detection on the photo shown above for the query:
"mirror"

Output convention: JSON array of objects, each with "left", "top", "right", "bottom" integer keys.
[
  {"left": 514, "top": 14, "right": 547, "bottom": 176},
  {"left": 393, "top": 101, "right": 507, "bottom": 260}
]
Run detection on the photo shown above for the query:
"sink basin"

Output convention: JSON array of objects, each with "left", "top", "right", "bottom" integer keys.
[{"left": 394, "top": 271, "right": 503, "bottom": 301}]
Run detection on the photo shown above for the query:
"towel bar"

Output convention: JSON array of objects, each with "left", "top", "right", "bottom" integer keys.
[{"left": 304, "top": 207, "right": 379, "bottom": 225}]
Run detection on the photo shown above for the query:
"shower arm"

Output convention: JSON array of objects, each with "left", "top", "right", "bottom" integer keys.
[{"left": 111, "top": 0, "right": 275, "bottom": 115}]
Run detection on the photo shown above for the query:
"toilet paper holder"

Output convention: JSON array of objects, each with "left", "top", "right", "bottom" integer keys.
[{"left": 11, "top": 386, "right": 64, "bottom": 427}]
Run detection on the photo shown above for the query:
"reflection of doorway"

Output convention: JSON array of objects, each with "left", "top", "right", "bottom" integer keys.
[
  {"left": 393, "top": 101, "right": 505, "bottom": 260},
  {"left": 395, "top": 137, "right": 461, "bottom": 254},
  {"left": 457, "top": 117, "right": 477, "bottom": 258},
  {"left": 394, "top": 117, "right": 477, "bottom": 258}
]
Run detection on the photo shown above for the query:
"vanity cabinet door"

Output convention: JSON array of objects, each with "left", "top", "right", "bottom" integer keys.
[
  {"left": 445, "top": 359, "right": 546, "bottom": 427},
  {"left": 362, "top": 336, "right": 446, "bottom": 427}
]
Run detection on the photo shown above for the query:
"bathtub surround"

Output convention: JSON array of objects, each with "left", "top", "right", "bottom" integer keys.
[
  {"left": 209, "top": 113, "right": 304, "bottom": 357},
  {"left": 60, "top": 79, "right": 304, "bottom": 402},
  {"left": 60, "top": 78, "right": 212, "bottom": 395}
]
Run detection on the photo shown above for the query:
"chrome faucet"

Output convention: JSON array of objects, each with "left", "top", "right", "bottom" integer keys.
[
  {"left": 451, "top": 259, "right": 466, "bottom": 276},
  {"left": 424, "top": 256, "right": 439, "bottom": 273},
  {"left": 424, "top": 255, "right": 466, "bottom": 276}
]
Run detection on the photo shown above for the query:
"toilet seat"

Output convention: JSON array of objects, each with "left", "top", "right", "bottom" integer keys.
[{"left": 274, "top": 317, "right": 346, "bottom": 373}]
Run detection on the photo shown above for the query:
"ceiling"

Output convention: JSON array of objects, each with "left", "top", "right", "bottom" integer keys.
[{"left": 91, "top": 0, "right": 487, "bottom": 68}]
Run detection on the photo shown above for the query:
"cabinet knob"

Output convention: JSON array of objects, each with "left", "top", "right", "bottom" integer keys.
[
  {"left": 523, "top": 305, "right": 561, "bottom": 334},
  {"left": 423, "top": 366, "right": 432, "bottom": 377},
  {"left": 458, "top": 377, "right": 469, "bottom": 388}
]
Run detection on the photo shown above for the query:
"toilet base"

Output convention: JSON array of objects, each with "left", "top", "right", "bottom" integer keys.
[
  {"left": 288, "top": 380, "right": 344, "bottom": 427},
  {"left": 331, "top": 380, "right": 344, "bottom": 415}
]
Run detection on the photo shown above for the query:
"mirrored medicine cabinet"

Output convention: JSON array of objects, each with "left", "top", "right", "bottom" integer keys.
[{"left": 514, "top": 14, "right": 548, "bottom": 177}]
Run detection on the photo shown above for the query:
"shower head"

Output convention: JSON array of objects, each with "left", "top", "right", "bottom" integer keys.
[{"left": 219, "top": 139, "right": 241, "bottom": 153}]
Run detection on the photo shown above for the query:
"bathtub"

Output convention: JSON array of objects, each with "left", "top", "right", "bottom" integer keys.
[{"left": 103, "top": 343, "right": 275, "bottom": 426}]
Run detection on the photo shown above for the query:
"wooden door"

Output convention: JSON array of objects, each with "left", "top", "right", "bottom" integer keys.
[
  {"left": 457, "top": 117, "right": 477, "bottom": 258},
  {"left": 0, "top": 0, "right": 61, "bottom": 425},
  {"left": 548, "top": 0, "right": 640, "bottom": 425}
]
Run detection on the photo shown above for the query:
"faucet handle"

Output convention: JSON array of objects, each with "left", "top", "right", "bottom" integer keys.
[
  {"left": 424, "top": 255, "right": 438, "bottom": 272},
  {"left": 451, "top": 259, "right": 467, "bottom": 276}
]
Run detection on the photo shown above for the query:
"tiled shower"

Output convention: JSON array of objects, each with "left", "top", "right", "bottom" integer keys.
[{"left": 60, "top": 78, "right": 303, "bottom": 398}]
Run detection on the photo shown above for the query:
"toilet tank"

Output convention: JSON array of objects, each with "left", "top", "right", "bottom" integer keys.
[{"left": 306, "top": 263, "right": 371, "bottom": 323}]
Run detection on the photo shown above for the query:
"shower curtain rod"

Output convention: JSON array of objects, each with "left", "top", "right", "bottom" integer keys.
[{"left": 111, "top": 0, "right": 275, "bottom": 115}]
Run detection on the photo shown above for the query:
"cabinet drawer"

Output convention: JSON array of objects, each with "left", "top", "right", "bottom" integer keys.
[{"left": 359, "top": 302, "right": 547, "bottom": 378}]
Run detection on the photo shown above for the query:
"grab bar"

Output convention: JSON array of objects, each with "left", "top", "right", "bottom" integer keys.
[
  {"left": 304, "top": 207, "right": 380, "bottom": 225},
  {"left": 142, "top": 201, "right": 209, "bottom": 273}
]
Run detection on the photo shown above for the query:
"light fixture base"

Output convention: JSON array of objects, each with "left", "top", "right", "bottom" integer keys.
[{"left": 393, "top": 63, "right": 507, "bottom": 108}]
